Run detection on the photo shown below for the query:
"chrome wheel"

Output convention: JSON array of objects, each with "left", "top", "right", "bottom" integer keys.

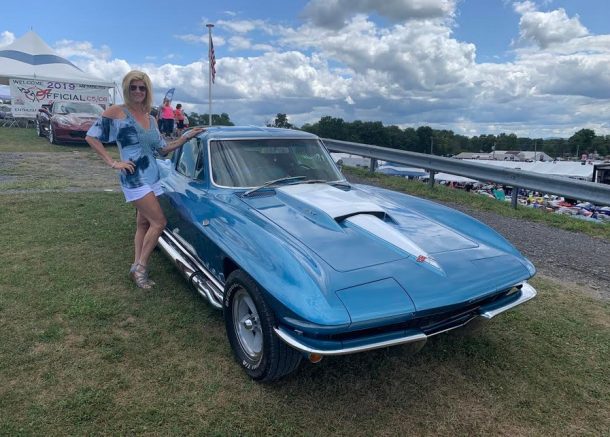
[
  {"left": 224, "top": 269, "right": 302, "bottom": 381},
  {"left": 232, "top": 288, "right": 263, "bottom": 363}
]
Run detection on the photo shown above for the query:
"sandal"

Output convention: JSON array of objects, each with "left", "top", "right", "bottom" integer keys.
[
  {"left": 130, "top": 263, "right": 155, "bottom": 289},
  {"left": 130, "top": 263, "right": 156, "bottom": 285}
]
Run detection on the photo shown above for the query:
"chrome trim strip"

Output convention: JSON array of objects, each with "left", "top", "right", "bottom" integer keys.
[
  {"left": 162, "top": 230, "right": 224, "bottom": 294},
  {"left": 479, "top": 281, "right": 537, "bottom": 319},
  {"left": 274, "top": 281, "right": 537, "bottom": 356},
  {"left": 273, "top": 326, "right": 427, "bottom": 356},
  {"left": 425, "top": 315, "right": 480, "bottom": 337}
]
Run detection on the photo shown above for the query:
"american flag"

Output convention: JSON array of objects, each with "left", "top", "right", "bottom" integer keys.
[{"left": 209, "top": 37, "right": 216, "bottom": 83}]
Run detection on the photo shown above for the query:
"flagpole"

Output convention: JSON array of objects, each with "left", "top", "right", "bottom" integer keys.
[{"left": 206, "top": 23, "right": 214, "bottom": 127}]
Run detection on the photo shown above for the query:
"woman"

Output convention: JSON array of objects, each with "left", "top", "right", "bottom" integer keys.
[
  {"left": 159, "top": 99, "right": 175, "bottom": 137},
  {"left": 86, "top": 70, "right": 203, "bottom": 289},
  {"left": 174, "top": 103, "right": 185, "bottom": 136}
]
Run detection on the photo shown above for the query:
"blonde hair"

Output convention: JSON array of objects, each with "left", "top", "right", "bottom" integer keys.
[{"left": 122, "top": 70, "right": 153, "bottom": 113}]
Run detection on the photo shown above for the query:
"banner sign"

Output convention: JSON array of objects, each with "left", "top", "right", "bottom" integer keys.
[{"left": 9, "top": 78, "right": 110, "bottom": 117}]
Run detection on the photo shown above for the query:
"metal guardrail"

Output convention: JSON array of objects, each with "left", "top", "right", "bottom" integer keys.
[{"left": 322, "top": 138, "right": 610, "bottom": 207}]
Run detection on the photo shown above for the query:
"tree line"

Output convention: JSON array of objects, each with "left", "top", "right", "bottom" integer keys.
[{"left": 188, "top": 111, "right": 610, "bottom": 158}]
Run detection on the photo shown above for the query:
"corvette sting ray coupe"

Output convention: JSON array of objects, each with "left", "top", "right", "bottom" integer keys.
[{"left": 156, "top": 126, "right": 537, "bottom": 381}]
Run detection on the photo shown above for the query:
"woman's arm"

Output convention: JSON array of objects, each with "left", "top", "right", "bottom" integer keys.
[
  {"left": 85, "top": 105, "right": 135, "bottom": 173},
  {"left": 158, "top": 127, "right": 205, "bottom": 156},
  {"left": 85, "top": 134, "right": 135, "bottom": 173}
]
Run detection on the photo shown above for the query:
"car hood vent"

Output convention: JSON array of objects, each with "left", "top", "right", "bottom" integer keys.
[{"left": 242, "top": 183, "right": 479, "bottom": 272}]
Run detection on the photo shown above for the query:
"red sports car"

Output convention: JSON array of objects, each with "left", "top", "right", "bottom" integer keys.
[{"left": 36, "top": 102, "right": 103, "bottom": 144}]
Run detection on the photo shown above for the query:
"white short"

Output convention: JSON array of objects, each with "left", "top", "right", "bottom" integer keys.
[{"left": 122, "top": 181, "right": 163, "bottom": 202}]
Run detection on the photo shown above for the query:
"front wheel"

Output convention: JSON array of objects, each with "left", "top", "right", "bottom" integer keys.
[{"left": 223, "top": 270, "right": 302, "bottom": 381}]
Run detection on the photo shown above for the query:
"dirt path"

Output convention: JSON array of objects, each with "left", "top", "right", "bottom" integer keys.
[{"left": 0, "top": 151, "right": 119, "bottom": 193}]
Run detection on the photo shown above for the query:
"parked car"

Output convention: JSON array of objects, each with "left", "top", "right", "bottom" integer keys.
[
  {"left": 0, "top": 104, "right": 11, "bottom": 119},
  {"left": 156, "top": 126, "right": 537, "bottom": 381},
  {"left": 36, "top": 101, "right": 103, "bottom": 144}
]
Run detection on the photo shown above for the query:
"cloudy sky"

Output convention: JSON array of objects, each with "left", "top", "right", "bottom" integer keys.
[{"left": 2, "top": 0, "right": 610, "bottom": 138}]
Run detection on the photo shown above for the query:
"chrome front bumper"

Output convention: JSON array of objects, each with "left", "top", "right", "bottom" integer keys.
[{"left": 274, "top": 282, "right": 537, "bottom": 356}]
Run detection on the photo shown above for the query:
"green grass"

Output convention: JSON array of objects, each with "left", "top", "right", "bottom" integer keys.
[
  {"left": 344, "top": 166, "right": 610, "bottom": 241},
  {"left": 0, "top": 126, "right": 90, "bottom": 152},
  {"left": 0, "top": 192, "right": 608, "bottom": 435}
]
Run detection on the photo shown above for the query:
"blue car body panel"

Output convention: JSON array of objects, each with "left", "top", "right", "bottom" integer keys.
[{"left": 157, "top": 126, "right": 536, "bottom": 343}]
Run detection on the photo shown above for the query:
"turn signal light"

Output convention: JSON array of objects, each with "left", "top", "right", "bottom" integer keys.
[{"left": 308, "top": 353, "right": 323, "bottom": 363}]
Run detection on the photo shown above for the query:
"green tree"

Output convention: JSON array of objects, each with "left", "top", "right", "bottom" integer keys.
[
  {"left": 191, "top": 112, "right": 235, "bottom": 126},
  {"left": 416, "top": 126, "right": 433, "bottom": 154},
  {"left": 268, "top": 113, "right": 293, "bottom": 129},
  {"left": 569, "top": 128, "right": 596, "bottom": 157}
]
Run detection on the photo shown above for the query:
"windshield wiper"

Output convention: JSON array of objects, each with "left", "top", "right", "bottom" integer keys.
[
  {"left": 242, "top": 176, "right": 306, "bottom": 197},
  {"left": 301, "top": 179, "right": 351, "bottom": 188}
]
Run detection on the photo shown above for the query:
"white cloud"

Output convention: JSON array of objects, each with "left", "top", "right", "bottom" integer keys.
[
  {"left": 514, "top": 1, "right": 588, "bottom": 48},
  {"left": 227, "top": 36, "right": 273, "bottom": 52},
  {"left": 0, "top": 31, "right": 15, "bottom": 47},
  {"left": 3, "top": 0, "right": 608, "bottom": 139},
  {"left": 302, "top": 0, "right": 456, "bottom": 29},
  {"left": 54, "top": 39, "right": 112, "bottom": 61},
  {"left": 217, "top": 19, "right": 268, "bottom": 34},
  {"left": 175, "top": 33, "right": 226, "bottom": 47}
]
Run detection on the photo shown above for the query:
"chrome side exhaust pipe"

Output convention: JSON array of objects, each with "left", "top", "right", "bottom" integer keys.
[{"left": 158, "top": 232, "right": 223, "bottom": 309}]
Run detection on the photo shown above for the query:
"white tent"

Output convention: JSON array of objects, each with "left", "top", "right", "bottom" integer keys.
[
  {"left": 0, "top": 31, "right": 115, "bottom": 118},
  {"left": 0, "top": 31, "right": 113, "bottom": 87},
  {"left": 464, "top": 159, "right": 597, "bottom": 180}
]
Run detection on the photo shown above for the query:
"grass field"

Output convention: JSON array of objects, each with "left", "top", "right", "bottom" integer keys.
[
  {"left": 0, "top": 125, "right": 87, "bottom": 152},
  {"left": 0, "top": 192, "right": 608, "bottom": 435},
  {"left": 1, "top": 126, "right": 609, "bottom": 434}
]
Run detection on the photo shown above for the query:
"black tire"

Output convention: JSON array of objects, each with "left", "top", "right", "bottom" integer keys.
[
  {"left": 223, "top": 270, "right": 302, "bottom": 381},
  {"left": 35, "top": 120, "right": 45, "bottom": 137},
  {"left": 48, "top": 124, "right": 57, "bottom": 144}
]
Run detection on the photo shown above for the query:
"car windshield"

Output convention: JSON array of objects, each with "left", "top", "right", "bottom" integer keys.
[
  {"left": 210, "top": 138, "right": 344, "bottom": 188},
  {"left": 59, "top": 103, "right": 103, "bottom": 114}
]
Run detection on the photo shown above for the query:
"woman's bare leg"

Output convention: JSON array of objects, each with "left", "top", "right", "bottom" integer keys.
[
  {"left": 134, "top": 210, "right": 150, "bottom": 265},
  {"left": 132, "top": 192, "right": 167, "bottom": 269}
]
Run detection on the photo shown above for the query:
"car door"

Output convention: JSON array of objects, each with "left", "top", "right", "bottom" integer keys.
[{"left": 160, "top": 138, "right": 223, "bottom": 278}]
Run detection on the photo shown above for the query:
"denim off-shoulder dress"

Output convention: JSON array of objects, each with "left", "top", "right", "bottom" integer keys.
[{"left": 87, "top": 107, "right": 167, "bottom": 201}]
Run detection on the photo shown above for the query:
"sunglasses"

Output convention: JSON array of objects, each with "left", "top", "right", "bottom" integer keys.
[{"left": 129, "top": 85, "right": 147, "bottom": 92}]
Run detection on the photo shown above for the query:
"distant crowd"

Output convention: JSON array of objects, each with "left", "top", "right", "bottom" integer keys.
[{"left": 150, "top": 99, "right": 188, "bottom": 138}]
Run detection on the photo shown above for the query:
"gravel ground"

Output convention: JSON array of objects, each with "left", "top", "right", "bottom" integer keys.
[
  {"left": 2, "top": 152, "right": 608, "bottom": 299},
  {"left": 0, "top": 151, "right": 120, "bottom": 193},
  {"left": 346, "top": 174, "right": 610, "bottom": 300}
]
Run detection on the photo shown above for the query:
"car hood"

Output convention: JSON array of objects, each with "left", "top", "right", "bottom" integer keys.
[
  {"left": 53, "top": 113, "right": 98, "bottom": 126},
  {"left": 240, "top": 183, "right": 531, "bottom": 313},
  {"left": 242, "top": 183, "right": 495, "bottom": 272}
]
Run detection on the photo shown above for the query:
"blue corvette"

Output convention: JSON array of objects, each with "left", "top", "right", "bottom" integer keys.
[{"left": 157, "top": 126, "right": 537, "bottom": 381}]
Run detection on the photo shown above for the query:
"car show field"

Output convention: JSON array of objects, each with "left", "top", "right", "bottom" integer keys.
[{"left": 0, "top": 127, "right": 608, "bottom": 435}]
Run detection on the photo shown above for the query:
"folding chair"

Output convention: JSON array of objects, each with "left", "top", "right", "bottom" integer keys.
[{"left": 1, "top": 113, "right": 18, "bottom": 128}]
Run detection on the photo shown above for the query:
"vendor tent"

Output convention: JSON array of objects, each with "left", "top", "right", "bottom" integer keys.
[
  {"left": 0, "top": 31, "right": 115, "bottom": 118},
  {"left": 0, "top": 31, "right": 113, "bottom": 87}
]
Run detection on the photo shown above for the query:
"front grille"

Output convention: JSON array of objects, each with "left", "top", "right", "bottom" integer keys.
[{"left": 323, "top": 287, "right": 515, "bottom": 342}]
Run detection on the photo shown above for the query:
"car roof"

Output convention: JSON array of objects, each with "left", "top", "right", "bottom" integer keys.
[{"left": 200, "top": 126, "right": 319, "bottom": 141}]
